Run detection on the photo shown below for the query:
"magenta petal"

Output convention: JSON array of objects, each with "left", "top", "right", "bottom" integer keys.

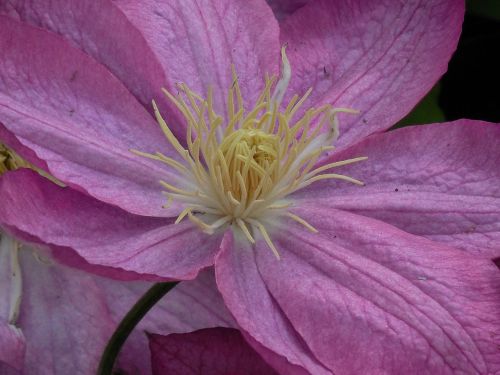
[
  {"left": 294, "top": 120, "right": 500, "bottom": 257},
  {"left": 281, "top": 0, "right": 464, "bottom": 148},
  {"left": 149, "top": 328, "right": 278, "bottom": 375},
  {"left": 215, "top": 232, "right": 330, "bottom": 375},
  {"left": 266, "top": 0, "right": 310, "bottom": 20},
  {"left": 0, "top": 0, "right": 169, "bottom": 123},
  {"left": 247, "top": 206, "right": 500, "bottom": 374},
  {"left": 114, "top": 0, "right": 280, "bottom": 114},
  {"left": 0, "top": 15, "right": 180, "bottom": 216},
  {"left": 0, "top": 170, "right": 219, "bottom": 280}
]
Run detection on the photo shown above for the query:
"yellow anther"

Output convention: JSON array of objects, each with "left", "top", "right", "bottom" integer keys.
[
  {"left": 134, "top": 47, "right": 367, "bottom": 258},
  {"left": 0, "top": 144, "right": 64, "bottom": 186}
]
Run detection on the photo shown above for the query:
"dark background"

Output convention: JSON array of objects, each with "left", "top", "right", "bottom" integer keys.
[{"left": 395, "top": 0, "right": 500, "bottom": 128}]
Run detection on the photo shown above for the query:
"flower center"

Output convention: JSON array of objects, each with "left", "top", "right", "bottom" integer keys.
[
  {"left": 0, "top": 144, "right": 26, "bottom": 174},
  {"left": 218, "top": 128, "right": 279, "bottom": 202},
  {"left": 134, "top": 47, "right": 366, "bottom": 258}
]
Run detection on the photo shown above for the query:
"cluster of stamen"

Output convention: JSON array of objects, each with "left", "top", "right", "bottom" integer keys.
[
  {"left": 134, "top": 48, "right": 366, "bottom": 258},
  {"left": 0, "top": 144, "right": 25, "bottom": 174}
]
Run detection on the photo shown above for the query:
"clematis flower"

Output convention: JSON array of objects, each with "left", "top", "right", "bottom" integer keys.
[{"left": 1, "top": 0, "right": 500, "bottom": 374}]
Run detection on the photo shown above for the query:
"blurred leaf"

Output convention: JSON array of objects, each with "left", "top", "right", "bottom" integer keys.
[
  {"left": 393, "top": 84, "right": 445, "bottom": 129},
  {"left": 467, "top": 0, "right": 500, "bottom": 21}
]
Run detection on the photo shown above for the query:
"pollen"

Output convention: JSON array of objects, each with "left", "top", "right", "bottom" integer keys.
[{"left": 133, "top": 47, "right": 367, "bottom": 258}]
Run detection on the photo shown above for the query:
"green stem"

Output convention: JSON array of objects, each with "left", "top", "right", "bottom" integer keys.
[{"left": 97, "top": 281, "right": 179, "bottom": 375}]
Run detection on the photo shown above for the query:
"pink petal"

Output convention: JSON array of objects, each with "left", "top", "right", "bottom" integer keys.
[
  {"left": 0, "top": 234, "right": 16, "bottom": 325},
  {"left": 1, "top": 230, "right": 235, "bottom": 374},
  {"left": 281, "top": 0, "right": 464, "bottom": 148},
  {"left": 114, "top": 0, "right": 280, "bottom": 114},
  {"left": 215, "top": 232, "right": 331, "bottom": 375},
  {"left": 2, "top": 229, "right": 234, "bottom": 373},
  {"left": 294, "top": 120, "right": 500, "bottom": 257},
  {"left": 100, "top": 269, "right": 235, "bottom": 334},
  {"left": 0, "top": 0, "right": 171, "bottom": 127},
  {"left": 0, "top": 170, "right": 219, "bottom": 280},
  {"left": 0, "top": 15, "right": 181, "bottom": 217},
  {"left": 218, "top": 206, "right": 500, "bottom": 374},
  {"left": 14, "top": 244, "right": 116, "bottom": 374},
  {"left": 0, "top": 234, "right": 25, "bottom": 371},
  {"left": 0, "top": 323, "right": 24, "bottom": 371},
  {"left": 149, "top": 328, "right": 278, "bottom": 375},
  {"left": 97, "top": 269, "right": 236, "bottom": 374}
]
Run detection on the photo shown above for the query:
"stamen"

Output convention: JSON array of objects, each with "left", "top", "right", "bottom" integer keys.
[
  {"left": 161, "top": 194, "right": 173, "bottom": 209},
  {"left": 134, "top": 47, "right": 367, "bottom": 258},
  {"left": 236, "top": 218, "right": 256, "bottom": 244},
  {"left": 208, "top": 216, "right": 232, "bottom": 232},
  {"left": 247, "top": 219, "right": 281, "bottom": 260},
  {"left": 271, "top": 45, "right": 292, "bottom": 109},
  {"left": 159, "top": 180, "right": 198, "bottom": 196},
  {"left": 175, "top": 207, "right": 192, "bottom": 224},
  {"left": 152, "top": 101, "right": 188, "bottom": 159},
  {"left": 307, "top": 156, "right": 368, "bottom": 176},
  {"left": 130, "top": 149, "right": 190, "bottom": 175},
  {"left": 304, "top": 173, "right": 365, "bottom": 186},
  {"left": 286, "top": 213, "right": 318, "bottom": 233},
  {"left": 187, "top": 210, "right": 212, "bottom": 232},
  {"left": 267, "top": 202, "right": 292, "bottom": 209}
]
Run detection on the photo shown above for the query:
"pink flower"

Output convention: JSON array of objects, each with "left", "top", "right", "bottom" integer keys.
[
  {"left": 1, "top": 0, "right": 499, "bottom": 373},
  {"left": 0, "top": 232, "right": 234, "bottom": 374}
]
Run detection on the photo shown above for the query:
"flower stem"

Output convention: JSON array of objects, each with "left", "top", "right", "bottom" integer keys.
[{"left": 97, "top": 281, "right": 179, "bottom": 375}]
